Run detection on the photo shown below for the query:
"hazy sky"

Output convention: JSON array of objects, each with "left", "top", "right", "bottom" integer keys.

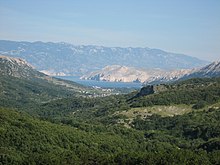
[{"left": 0, "top": 0, "right": 219, "bottom": 61}]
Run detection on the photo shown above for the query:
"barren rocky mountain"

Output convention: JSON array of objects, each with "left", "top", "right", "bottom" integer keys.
[
  {"left": 82, "top": 61, "right": 220, "bottom": 84},
  {"left": 180, "top": 61, "right": 220, "bottom": 80},
  {"left": 81, "top": 65, "right": 191, "bottom": 83},
  {"left": 81, "top": 65, "right": 165, "bottom": 83},
  {"left": 0, "top": 55, "right": 44, "bottom": 78}
]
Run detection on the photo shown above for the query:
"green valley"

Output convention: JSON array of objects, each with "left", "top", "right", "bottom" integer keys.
[{"left": 0, "top": 56, "right": 220, "bottom": 164}]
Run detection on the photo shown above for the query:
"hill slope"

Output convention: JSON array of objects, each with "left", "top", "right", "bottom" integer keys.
[
  {"left": 0, "top": 56, "right": 101, "bottom": 111},
  {"left": 129, "top": 77, "right": 220, "bottom": 109},
  {"left": 181, "top": 61, "right": 220, "bottom": 80},
  {"left": 0, "top": 55, "right": 43, "bottom": 78},
  {"left": 145, "top": 61, "right": 220, "bottom": 84},
  {"left": 1, "top": 106, "right": 220, "bottom": 164}
]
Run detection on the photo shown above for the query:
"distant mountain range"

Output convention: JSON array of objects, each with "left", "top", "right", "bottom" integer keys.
[
  {"left": 82, "top": 61, "right": 220, "bottom": 84},
  {"left": 0, "top": 40, "right": 208, "bottom": 76}
]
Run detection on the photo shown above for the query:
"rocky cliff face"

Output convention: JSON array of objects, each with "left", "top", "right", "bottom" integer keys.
[{"left": 135, "top": 85, "right": 154, "bottom": 97}]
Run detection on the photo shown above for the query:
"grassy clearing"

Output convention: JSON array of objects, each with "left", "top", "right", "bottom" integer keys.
[{"left": 122, "top": 105, "right": 192, "bottom": 118}]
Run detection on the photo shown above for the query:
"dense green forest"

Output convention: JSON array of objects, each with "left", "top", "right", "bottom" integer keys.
[
  {"left": 1, "top": 77, "right": 220, "bottom": 164},
  {"left": 1, "top": 107, "right": 220, "bottom": 164}
]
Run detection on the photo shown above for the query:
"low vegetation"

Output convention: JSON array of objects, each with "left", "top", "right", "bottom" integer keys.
[
  {"left": 130, "top": 78, "right": 220, "bottom": 108},
  {"left": 0, "top": 77, "right": 220, "bottom": 164}
]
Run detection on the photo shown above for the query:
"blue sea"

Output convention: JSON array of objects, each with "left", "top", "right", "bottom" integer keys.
[{"left": 56, "top": 76, "right": 143, "bottom": 88}]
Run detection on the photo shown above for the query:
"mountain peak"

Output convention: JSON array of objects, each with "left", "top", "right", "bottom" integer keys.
[
  {"left": 0, "top": 55, "right": 32, "bottom": 67},
  {"left": 0, "top": 55, "right": 43, "bottom": 78}
]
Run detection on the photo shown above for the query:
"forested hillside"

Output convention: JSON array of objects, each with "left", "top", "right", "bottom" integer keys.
[
  {"left": 1, "top": 107, "right": 220, "bottom": 164},
  {"left": 1, "top": 59, "right": 220, "bottom": 164}
]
